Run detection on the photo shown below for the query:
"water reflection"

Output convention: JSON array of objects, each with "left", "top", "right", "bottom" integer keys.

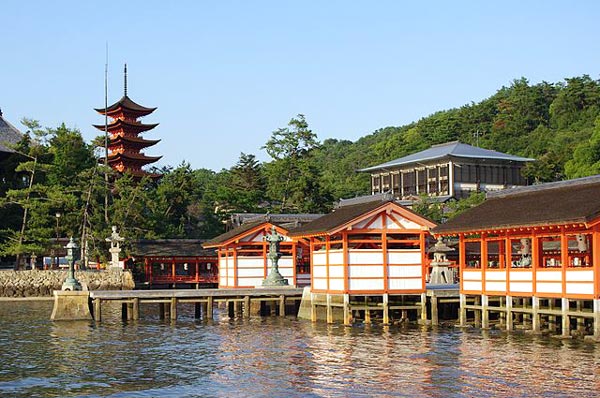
[{"left": 1, "top": 301, "right": 600, "bottom": 397}]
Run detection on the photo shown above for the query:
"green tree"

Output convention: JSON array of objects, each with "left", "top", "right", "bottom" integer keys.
[
  {"left": 263, "top": 114, "right": 331, "bottom": 212},
  {"left": 564, "top": 117, "right": 600, "bottom": 178}
]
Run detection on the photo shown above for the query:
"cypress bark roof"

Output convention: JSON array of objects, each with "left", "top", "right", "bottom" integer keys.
[
  {"left": 203, "top": 221, "right": 278, "bottom": 247},
  {"left": 433, "top": 175, "right": 600, "bottom": 234},
  {"left": 130, "top": 239, "right": 216, "bottom": 257},
  {"left": 288, "top": 198, "right": 436, "bottom": 237}
]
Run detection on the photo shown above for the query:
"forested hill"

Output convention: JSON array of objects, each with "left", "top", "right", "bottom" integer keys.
[
  {"left": 3, "top": 75, "right": 600, "bottom": 260},
  {"left": 312, "top": 75, "right": 600, "bottom": 201}
]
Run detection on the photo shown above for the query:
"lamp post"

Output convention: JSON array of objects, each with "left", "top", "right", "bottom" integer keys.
[
  {"left": 62, "top": 237, "right": 81, "bottom": 291},
  {"left": 262, "top": 226, "right": 289, "bottom": 286},
  {"left": 55, "top": 212, "right": 61, "bottom": 268}
]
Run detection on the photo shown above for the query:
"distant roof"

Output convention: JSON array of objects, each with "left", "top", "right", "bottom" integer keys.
[
  {"left": 227, "top": 213, "right": 323, "bottom": 230},
  {"left": 434, "top": 175, "right": 600, "bottom": 234},
  {"left": 360, "top": 141, "right": 535, "bottom": 172},
  {"left": 289, "top": 196, "right": 436, "bottom": 237},
  {"left": 0, "top": 109, "right": 23, "bottom": 153},
  {"left": 130, "top": 239, "right": 216, "bottom": 257}
]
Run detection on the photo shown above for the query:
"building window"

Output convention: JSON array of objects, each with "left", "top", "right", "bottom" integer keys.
[
  {"left": 465, "top": 241, "right": 481, "bottom": 268},
  {"left": 567, "top": 234, "right": 592, "bottom": 267},
  {"left": 417, "top": 169, "right": 427, "bottom": 194},
  {"left": 372, "top": 175, "right": 381, "bottom": 193},
  {"left": 539, "top": 236, "right": 562, "bottom": 268},
  {"left": 392, "top": 173, "right": 400, "bottom": 193},
  {"left": 428, "top": 167, "right": 438, "bottom": 194},
  {"left": 486, "top": 240, "right": 506, "bottom": 269},
  {"left": 403, "top": 171, "right": 416, "bottom": 196},
  {"left": 510, "top": 238, "right": 532, "bottom": 268}
]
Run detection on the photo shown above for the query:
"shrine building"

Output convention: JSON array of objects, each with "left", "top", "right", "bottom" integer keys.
[
  {"left": 433, "top": 175, "right": 600, "bottom": 338},
  {"left": 203, "top": 219, "right": 312, "bottom": 288},
  {"left": 288, "top": 195, "right": 437, "bottom": 324},
  {"left": 94, "top": 65, "right": 162, "bottom": 179},
  {"left": 360, "top": 141, "right": 534, "bottom": 202}
]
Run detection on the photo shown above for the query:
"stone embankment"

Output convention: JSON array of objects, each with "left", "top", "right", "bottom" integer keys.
[{"left": 0, "top": 269, "right": 135, "bottom": 297}]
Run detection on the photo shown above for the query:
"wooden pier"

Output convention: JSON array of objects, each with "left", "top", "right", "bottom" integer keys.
[{"left": 89, "top": 288, "right": 304, "bottom": 322}]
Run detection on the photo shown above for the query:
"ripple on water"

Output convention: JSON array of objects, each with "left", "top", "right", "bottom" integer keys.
[{"left": 1, "top": 301, "right": 600, "bottom": 397}]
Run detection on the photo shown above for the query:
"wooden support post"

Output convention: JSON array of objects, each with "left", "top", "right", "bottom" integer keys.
[
  {"left": 498, "top": 296, "right": 505, "bottom": 328},
  {"left": 279, "top": 295, "right": 285, "bottom": 317},
  {"left": 562, "top": 298, "right": 570, "bottom": 338},
  {"left": 401, "top": 310, "right": 408, "bottom": 322},
  {"left": 127, "top": 303, "right": 134, "bottom": 320},
  {"left": 420, "top": 293, "right": 427, "bottom": 324},
  {"left": 343, "top": 294, "right": 351, "bottom": 326},
  {"left": 132, "top": 298, "right": 140, "bottom": 321},
  {"left": 474, "top": 296, "right": 481, "bottom": 327},
  {"left": 576, "top": 301, "right": 585, "bottom": 332},
  {"left": 234, "top": 300, "right": 241, "bottom": 316},
  {"left": 326, "top": 294, "right": 333, "bottom": 324},
  {"left": 244, "top": 296, "right": 251, "bottom": 318},
  {"left": 594, "top": 299, "right": 600, "bottom": 339},
  {"left": 431, "top": 295, "right": 439, "bottom": 326},
  {"left": 382, "top": 294, "right": 389, "bottom": 325},
  {"left": 94, "top": 298, "right": 102, "bottom": 322},
  {"left": 206, "top": 297, "right": 213, "bottom": 320},
  {"left": 532, "top": 296, "right": 540, "bottom": 333},
  {"left": 228, "top": 301, "right": 235, "bottom": 318},
  {"left": 170, "top": 297, "right": 177, "bottom": 320},
  {"left": 159, "top": 303, "right": 166, "bottom": 320},
  {"left": 522, "top": 298, "right": 529, "bottom": 329},
  {"left": 506, "top": 295, "right": 513, "bottom": 331},
  {"left": 459, "top": 294, "right": 467, "bottom": 327},
  {"left": 481, "top": 295, "right": 489, "bottom": 329},
  {"left": 194, "top": 303, "right": 201, "bottom": 319},
  {"left": 310, "top": 293, "right": 317, "bottom": 322},
  {"left": 549, "top": 299, "right": 557, "bottom": 332}
]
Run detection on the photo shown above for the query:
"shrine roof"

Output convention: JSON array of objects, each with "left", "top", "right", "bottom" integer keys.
[
  {"left": 95, "top": 95, "right": 156, "bottom": 115},
  {"left": 359, "top": 141, "right": 534, "bottom": 173},
  {"left": 434, "top": 175, "right": 600, "bottom": 234},
  {"left": 289, "top": 196, "right": 435, "bottom": 237},
  {"left": 130, "top": 239, "right": 216, "bottom": 257},
  {"left": 203, "top": 221, "right": 279, "bottom": 247},
  {"left": 0, "top": 110, "right": 23, "bottom": 153}
]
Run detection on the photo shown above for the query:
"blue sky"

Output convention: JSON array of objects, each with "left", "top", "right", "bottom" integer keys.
[{"left": 2, "top": 1, "right": 599, "bottom": 171}]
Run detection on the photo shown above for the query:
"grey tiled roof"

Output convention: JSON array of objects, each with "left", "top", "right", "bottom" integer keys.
[
  {"left": 0, "top": 111, "right": 23, "bottom": 153},
  {"left": 360, "top": 141, "right": 534, "bottom": 172}
]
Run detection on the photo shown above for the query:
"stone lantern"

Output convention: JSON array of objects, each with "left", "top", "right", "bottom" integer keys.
[
  {"left": 428, "top": 237, "right": 456, "bottom": 285},
  {"left": 262, "top": 226, "right": 289, "bottom": 287},
  {"left": 61, "top": 237, "right": 82, "bottom": 291}
]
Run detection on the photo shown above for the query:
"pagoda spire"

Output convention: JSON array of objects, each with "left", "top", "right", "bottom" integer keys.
[{"left": 124, "top": 63, "right": 128, "bottom": 97}]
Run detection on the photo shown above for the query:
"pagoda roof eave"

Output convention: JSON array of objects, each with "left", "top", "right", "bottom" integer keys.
[
  {"left": 95, "top": 95, "right": 157, "bottom": 116},
  {"left": 105, "top": 153, "right": 163, "bottom": 163},
  {"left": 92, "top": 120, "right": 159, "bottom": 132}
]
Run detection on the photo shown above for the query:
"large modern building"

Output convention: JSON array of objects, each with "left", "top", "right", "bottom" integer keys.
[{"left": 360, "top": 141, "right": 534, "bottom": 201}]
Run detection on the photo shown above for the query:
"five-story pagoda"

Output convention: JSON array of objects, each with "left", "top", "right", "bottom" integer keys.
[{"left": 94, "top": 64, "right": 162, "bottom": 179}]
